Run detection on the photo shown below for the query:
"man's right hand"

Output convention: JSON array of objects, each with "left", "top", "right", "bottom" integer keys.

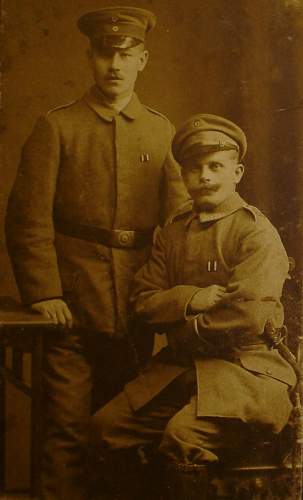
[
  {"left": 189, "top": 285, "right": 227, "bottom": 314},
  {"left": 31, "top": 298, "right": 73, "bottom": 328}
]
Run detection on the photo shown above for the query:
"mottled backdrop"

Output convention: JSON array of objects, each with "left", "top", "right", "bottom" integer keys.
[
  {"left": 2, "top": 0, "right": 303, "bottom": 292},
  {"left": 1, "top": 0, "right": 303, "bottom": 490}
]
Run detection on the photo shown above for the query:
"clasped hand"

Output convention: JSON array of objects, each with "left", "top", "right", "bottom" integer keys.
[{"left": 189, "top": 285, "right": 227, "bottom": 314}]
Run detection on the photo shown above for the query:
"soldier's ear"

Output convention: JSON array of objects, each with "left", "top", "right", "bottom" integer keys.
[
  {"left": 138, "top": 49, "right": 149, "bottom": 72},
  {"left": 235, "top": 163, "right": 245, "bottom": 184}
]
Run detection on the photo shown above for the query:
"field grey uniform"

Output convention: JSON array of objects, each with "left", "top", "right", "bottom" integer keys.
[
  {"left": 92, "top": 115, "right": 296, "bottom": 499},
  {"left": 5, "top": 7, "right": 189, "bottom": 500}
]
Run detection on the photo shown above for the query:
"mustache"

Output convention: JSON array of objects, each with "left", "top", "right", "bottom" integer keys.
[
  {"left": 105, "top": 72, "right": 123, "bottom": 80},
  {"left": 196, "top": 184, "right": 220, "bottom": 194}
]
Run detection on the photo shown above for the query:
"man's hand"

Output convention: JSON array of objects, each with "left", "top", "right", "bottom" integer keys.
[
  {"left": 189, "top": 285, "right": 227, "bottom": 314},
  {"left": 31, "top": 299, "right": 73, "bottom": 328}
]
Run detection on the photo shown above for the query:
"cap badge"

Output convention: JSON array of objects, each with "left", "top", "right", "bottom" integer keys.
[{"left": 111, "top": 16, "right": 118, "bottom": 23}]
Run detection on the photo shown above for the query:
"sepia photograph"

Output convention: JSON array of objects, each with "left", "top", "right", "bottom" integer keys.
[{"left": 1, "top": 1, "right": 302, "bottom": 499}]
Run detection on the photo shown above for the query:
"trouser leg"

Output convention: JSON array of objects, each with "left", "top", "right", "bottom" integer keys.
[
  {"left": 159, "top": 394, "right": 251, "bottom": 464},
  {"left": 90, "top": 335, "right": 138, "bottom": 413},
  {"left": 41, "top": 330, "right": 135, "bottom": 500},
  {"left": 91, "top": 371, "right": 195, "bottom": 500},
  {"left": 159, "top": 395, "right": 254, "bottom": 500},
  {"left": 41, "top": 329, "right": 92, "bottom": 500}
]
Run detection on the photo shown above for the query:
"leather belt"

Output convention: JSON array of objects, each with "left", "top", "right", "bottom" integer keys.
[
  {"left": 224, "top": 331, "right": 267, "bottom": 348},
  {"left": 197, "top": 330, "right": 268, "bottom": 354},
  {"left": 54, "top": 217, "right": 155, "bottom": 249}
]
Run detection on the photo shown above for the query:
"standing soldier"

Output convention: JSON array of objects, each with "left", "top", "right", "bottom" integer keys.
[{"left": 5, "top": 7, "right": 188, "bottom": 499}]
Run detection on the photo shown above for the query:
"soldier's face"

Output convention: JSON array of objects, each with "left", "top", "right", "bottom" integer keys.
[
  {"left": 181, "top": 150, "right": 244, "bottom": 211},
  {"left": 88, "top": 44, "right": 148, "bottom": 99}
]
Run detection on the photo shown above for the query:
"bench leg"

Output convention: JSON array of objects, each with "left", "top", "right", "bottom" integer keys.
[
  {"left": 0, "top": 340, "right": 5, "bottom": 492},
  {"left": 30, "top": 332, "right": 44, "bottom": 498}
]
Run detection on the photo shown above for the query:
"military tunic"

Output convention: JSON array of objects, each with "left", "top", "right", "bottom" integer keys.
[
  {"left": 125, "top": 192, "right": 296, "bottom": 433},
  {"left": 5, "top": 86, "right": 189, "bottom": 500},
  {"left": 5, "top": 85, "right": 188, "bottom": 336}
]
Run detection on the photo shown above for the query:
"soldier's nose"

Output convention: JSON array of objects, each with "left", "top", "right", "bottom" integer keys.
[
  {"left": 199, "top": 166, "right": 211, "bottom": 181},
  {"left": 110, "top": 53, "right": 122, "bottom": 69}
]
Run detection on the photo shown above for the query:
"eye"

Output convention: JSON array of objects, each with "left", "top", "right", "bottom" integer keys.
[
  {"left": 121, "top": 51, "right": 132, "bottom": 59},
  {"left": 209, "top": 162, "right": 222, "bottom": 171}
]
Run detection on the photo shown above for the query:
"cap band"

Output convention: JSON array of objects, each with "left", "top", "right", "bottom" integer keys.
[
  {"left": 88, "top": 22, "right": 147, "bottom": 41},
  {"left": 172, "top": 114, "right": 247, "bottom": 163},
  {"left": 91, "top": 35, "right": 142, "bottom": 50},
  {"left": 181, "top": 144, "right": 239, "bottom": 164},
  {"left": 78, "top": 7, "right": 156, "bottom": 42},
  {"left": 178, "top": 131, "right": 239, "bottom": 163}
]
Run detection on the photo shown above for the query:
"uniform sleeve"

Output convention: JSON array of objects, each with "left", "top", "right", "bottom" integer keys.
[
  {"left": 131, "top": 229, "right": 200, "bottom": 326},
  {"left": 159, "top": 123, "right": 191, "bottom": 225},
  {"left": 132, "top": 214, "right": 290, "bottom": 354},
  {"left": 5, "top": 115, "right": 63, "bottom": 304},
  {"left": 195, "top": 221, "right": 289, "bottom": 339}
]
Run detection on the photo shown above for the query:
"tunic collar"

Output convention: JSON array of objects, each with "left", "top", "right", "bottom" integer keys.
[
  {"left": 84, "top": 85, "right": 143, "bottom": 122},
  {"left": 185, "top": 192, "right": 246, "bottom": 226}
]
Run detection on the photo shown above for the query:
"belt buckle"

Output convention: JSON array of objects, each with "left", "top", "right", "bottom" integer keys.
[{"left": 117, "top": 230, "right": 135, "bottom": 248}]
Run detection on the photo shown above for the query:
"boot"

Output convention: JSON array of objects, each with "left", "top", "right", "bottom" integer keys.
[
  {"left": 91, "top": 447, "right": 161, "bottom": 500},
  {"left": 163, "top": 462, "right": 209, "bottom": 500}
]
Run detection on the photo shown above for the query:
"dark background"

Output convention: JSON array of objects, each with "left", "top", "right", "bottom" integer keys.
[
  {"left": 1, "top": 0, "right": 303, "bottom": 489},
  {"left": 1, "top": 0, "right": 303, "bottom": 297}
]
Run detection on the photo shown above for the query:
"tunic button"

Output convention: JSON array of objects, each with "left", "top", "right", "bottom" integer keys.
[
  {"left": 193, "top": 119, "right": 200, "bottom": 128},
  {"left": 266, "top": 368, "right": 272, "bottom": 375},
  {"left": 112, "top": 25, "right": 119, "bottom": 32}
]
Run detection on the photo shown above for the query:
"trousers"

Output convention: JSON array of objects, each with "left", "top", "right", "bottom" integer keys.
[
  {"left": 41, "top": 328, "right": 137, "bottom": 500},
  {"left": 91, "top": 370, "right": 266, "bottom": 465}
]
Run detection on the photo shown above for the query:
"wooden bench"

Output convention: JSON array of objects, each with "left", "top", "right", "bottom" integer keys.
[{"left": 0, "top": 296, "right": 56, "bottom": 497}]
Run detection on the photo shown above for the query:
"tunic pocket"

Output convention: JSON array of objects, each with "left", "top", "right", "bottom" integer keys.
[{"left": 239, "top": 350, "right": 296, "bottom": 387}]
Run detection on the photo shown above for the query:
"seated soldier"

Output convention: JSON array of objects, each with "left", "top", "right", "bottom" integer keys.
[{"left": 91, "top": 114, "right": 296, "bottom": 500}]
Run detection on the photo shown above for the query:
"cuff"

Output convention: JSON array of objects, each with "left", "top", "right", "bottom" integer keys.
[
  {"left": 184, "top": 289, "right": 203, "bottom": 320},
  {"left": 28, "top": 296, "right": 64, "bottom": 306},
  {"left": 192, "top": 315, "right": 214, "bottom": 350},
  {"left": 165, "top": 285, "right": 202, "bottom": 322}
]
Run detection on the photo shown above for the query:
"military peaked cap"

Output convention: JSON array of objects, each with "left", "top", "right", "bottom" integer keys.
[
  {"left": 172, "top": 114, "right": 247, "bottom": 163},
  {"left": 77, "top": 6, "right": 156, "bottom": 43}
]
